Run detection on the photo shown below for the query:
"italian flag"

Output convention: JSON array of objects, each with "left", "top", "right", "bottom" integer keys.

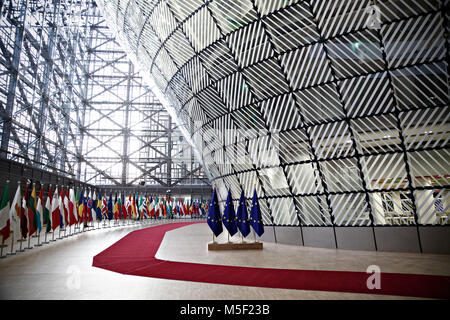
[{"left": 0, "top": 185, "right": 11, "bottom": 241}]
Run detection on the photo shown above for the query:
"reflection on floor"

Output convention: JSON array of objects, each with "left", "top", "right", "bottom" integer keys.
[{"left": 0, "top": 220, "right": 448, "bottom": 300}]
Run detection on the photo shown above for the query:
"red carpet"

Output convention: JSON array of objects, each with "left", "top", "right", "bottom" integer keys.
[{"left": 92, "top": 222, "right": 450, "bottom": 299}]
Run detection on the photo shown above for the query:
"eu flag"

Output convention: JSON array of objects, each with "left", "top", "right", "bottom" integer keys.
[
  {"left": 237, "top": 190, "right": 250, "bottom": 237},
  {"left": 207, "top": 188, "right": 223, "bottom": 237},
  {"left": 223, "top": 189, "right": 237, "bottom": 236},
  {"left": 250, "top": 189, "right": 264, "bottom": 237}
]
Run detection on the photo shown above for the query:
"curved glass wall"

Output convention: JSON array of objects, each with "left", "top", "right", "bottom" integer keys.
[{"left": 97, "top": 0, "right": 449, "bottom": 227}]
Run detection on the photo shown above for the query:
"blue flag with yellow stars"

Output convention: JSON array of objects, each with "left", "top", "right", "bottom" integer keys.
[
  {"left": 223, "top": 189, "right": 237, "bottom": 236},
  {"left": 207, "top": 188, "right": 223, "bottom": 237},
  {"left": 250, "top": 189, "right": 264, "bottom": 237},
  {"left": 237, "top": 190, "right": 250, "bottom": 237}
]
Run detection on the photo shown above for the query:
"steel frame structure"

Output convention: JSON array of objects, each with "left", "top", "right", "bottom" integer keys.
[{"left": 0, "top": 0, "right": 210, "bottom": 192}]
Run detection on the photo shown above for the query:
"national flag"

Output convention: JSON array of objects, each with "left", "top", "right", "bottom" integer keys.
[
  {"left": 75, "top": 188, "right": 80, "bottom": 213},
  {"left": 126, "top": 194, "right": 131, "bottom": 219},
  {"left": 189, "top": 200, "right": 194, "bottom": 216},
  {"left": 78, "top": 190, "right": 84, "bottom": 222},
  {"left": 107, "top": 192, "right": 113, "bottom": 220},
  {"left": 10, "top": 184, "right": 21, "bottom": 238},
  {"left": 168, "top": 200, "right": 173, "bottom": 218},
  {"left": 20, "top": 185, "right": 29, "bottom": 238},
  {"left": 154, "top": 196, "right": 159, "bottom": 217},
  {"left": 51, "top": 186, "right": 60, "bottom": 231},
  {"left": 36, "top": 187, "right": 43, "bottom": 233},
  {"left": 0, "top": 184, "right": 11, "bottom": 241},
  {"left": 131, "top": 194, "right": 137, "bottom": 219},
  {"left": 182, "top": 200, "right": 188, "bottom": 216},
  {"left": 87, "top": 190, "right": 93, "bottom": 222},
  {"left": 101, "top": 193, "right": 107, "bottom": 219},
  {"left": 146, "top": 196, "right": 151, "bottom": 218},
  {"left": 82, "top": 193, "right": 88, "bottom": 226},
  {"left": 28, "top": 183, "right": 37, "bottom": 236},
  {"left": 121, "top": 194, "right": 127, "bottom": 220},
  {"left": 44, "top": 186, "right": 52, "bottom": 232},
  {"left": 250, "top": 189, "right": 264, "bottom": 237},
  {"left": 237, "top": 190, "right": 250, "bottom": 237},
  {"left": 138, "top": 194, "right": 144, "bottom": 219},
  {"left": 113, "top": 194, "right": 119, "bottom": 220},
  {"left": 134, "top": 194, "right": 139, "bottom": 219},
  {"left": 59, "top": 187, "right": 65, "bottom": 228},
  {"left": 69, "top": 188, "right": 77, "bottom": 226},
  {"left": 62, "top": 188, "right": 69, "bottom": 227},
  {"left": 118, "top": 195, "right": 123, "bottom": 220},
  {"left": 207, "top": 188, "right": 223, "bottom": 237},
  {"left": 95, "top": 192, "right": 102, "bottom": 221},
  {"left": 223, "top": 189, "right": 237, "bottom": 236},
  {"left": 163, "top": 198, "right": 168, "bottom": 217},
  {"left": 200, "top": 201, "right": 206, "bottom": 216}
]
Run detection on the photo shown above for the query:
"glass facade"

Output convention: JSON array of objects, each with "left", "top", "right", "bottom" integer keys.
[{"left": 97, "top": 0, "right": 449, "bottom": 227}]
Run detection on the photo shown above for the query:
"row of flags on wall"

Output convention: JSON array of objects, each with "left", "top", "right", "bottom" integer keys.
[
  {"left": 0, "top": 181, "right": 208, "bottom": 242},
  {"left": 207, "top": 188, "right": 264, "bottom": 238}
]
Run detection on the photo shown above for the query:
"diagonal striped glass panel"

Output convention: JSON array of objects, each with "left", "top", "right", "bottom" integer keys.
[
  {"left": 243, "top": 58, "right": 290, "bottom": 100},
  {"left": 278, "top": 129, "right": 311, "bottom": 164},
  {"left": 255, "top": 0, "right": 300, "bottom": 16},
  {"left": 326, "top": 29, "right": 385, "bottom": 78},
  {"left": 199, "top": 39, "right": 239, "bottom": 80},
  {"left": 208, "top": 0, "right": 258, "bottom": 35},
  {"left": 381, "top": 12, "right": 445, "bottom": 69},
  {"left": 227, "top": 20, "right": 275, "bottom": 68},
  {"left": 294, "top": 195, "right": 333, "bottom": 226},
  {"left": 262, "top": 1, "right": 319, "bottom": 52},
  {"left": 183, "top": 7, "right": 222, "bottom": 52},
  {"left": 408, "top": 149, "right": 450, "bottom": 188},
  {"left": 391, "top": 62, "right": 449, "bottom": 111},
  {"left": 269, "top": 197, "right": 299, "bottom": 225},
  {"left": 216, "top": 72, "right": 254, "bottom": 111},
  {"left": 320, "top": 158, "right": 363, "bottom": 192},
  {"left": 261, "top": 93, "right": 302, "bottom": 131},
  {"left": 378, "top": 0, "right": 441, "bottom": 23},
  {"left": 295, "top": 84, "right": 343, "bottom": 125},
  {"left": 415, "top": 188, "right": 449, "bottom": 225},
  {"left": 285, "top": 162, "right": 323, "bottom": 195},
  {"left": 369, "top": 191, "right": 416, "bottom": 225},
  {"left": 339, "top": 71, "right": 395, "bottom": 117},
  {"left": 351, "top": 114, "right": 402, "bottom": 155},
  {"left": 280, "top": 43, "right": 332, "bottom": 90},
  {"left": 308, "top": 121, "right": 355, "bottom": 160},
  {"left": 400, "top": 105, "right": 450, "bottom": 151},
  {"left": 168, "top": 0, "right": 205, "bottom": 22},
  {"left": 330, "top": 193, "right": 371, "bottom": 226},
  {"left": 311, "top": 0, "right": 368, "bottom": 39},
  {"left": 362, "top": 153, "right": 409, "bottom": 190}
]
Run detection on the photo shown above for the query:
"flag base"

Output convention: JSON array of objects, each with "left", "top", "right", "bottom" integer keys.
[{"left": 207, "top": 241, "right": 263, "bottom": 251}]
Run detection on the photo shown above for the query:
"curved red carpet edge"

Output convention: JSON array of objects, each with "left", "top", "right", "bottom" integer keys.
[{"left": 92, "top": 222, "right": 450, "bottom": 299}]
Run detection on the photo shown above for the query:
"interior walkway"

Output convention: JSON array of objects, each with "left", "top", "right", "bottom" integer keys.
[{"left": 0, "top": 221, "right": 449, "bottom": 300}]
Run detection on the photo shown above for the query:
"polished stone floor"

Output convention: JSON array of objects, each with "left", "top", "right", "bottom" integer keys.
[{"left": 0, "top": 220, "right": 448, "bottom": 300}]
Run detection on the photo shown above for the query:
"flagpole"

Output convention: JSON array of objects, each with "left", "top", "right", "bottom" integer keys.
[
  {"left": 0, "top": 239, "right": 4, "bottom": 258},
  {"left": 18, "top": 236, "right": 23, "bottom": 252},
  {"left": 9, "top": 230, "right": 15, "bottom": 255}
]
